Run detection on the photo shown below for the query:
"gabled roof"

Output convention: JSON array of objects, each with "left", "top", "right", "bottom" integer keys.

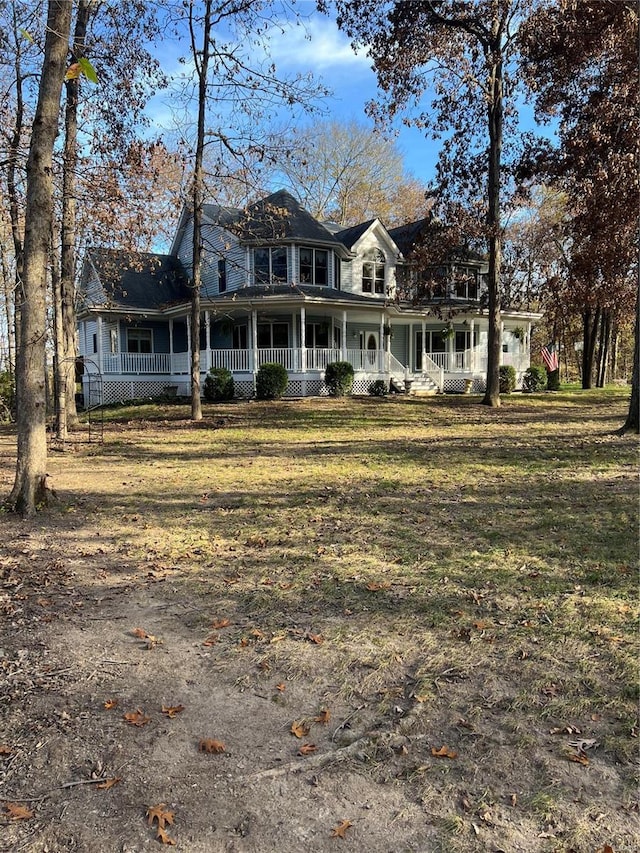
[
  {"left": 333, "top": 220, "right": 376, "bottom": 250},
  {"left": 81, "top": 248, "right": 190, "bottom": 311},
  {"left": 240, "top": 189, "right": 341, "bottom": 244},
  {"left": 387, "top": 218, "right": 432, "bottom": 256}
]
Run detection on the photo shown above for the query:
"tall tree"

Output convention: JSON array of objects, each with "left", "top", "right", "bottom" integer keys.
[
  {"left": 520, "top": 0, "right": 638, "bottom": 402},
  {"left": 324, "top": 0, "right": 528, "bottom": 406},
  {"left": 270, "top": 118, "right": 429, "bottom": 226},
  {"left": 9, "top": 0, "right": 72, "bottom": 515}
]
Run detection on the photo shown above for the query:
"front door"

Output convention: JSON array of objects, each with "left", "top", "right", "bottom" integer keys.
[{"left": 366, "top": 332, "right": 378, "bottom": 366}]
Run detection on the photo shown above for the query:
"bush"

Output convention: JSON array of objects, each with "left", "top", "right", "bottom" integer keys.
[
  {"left": 324, "top": 361, "right": 354, "bottom": 397},
  {"left": 368, "top": 379, "right": 388, "bottom": 397},
  {"left": 499, "top": 365, "right": 517, "bottom": 394},
  {"left": 256, "top": 362, "right": 288, "bottom": 400},
  {"left": 522, "top": 366, "right": 547, "bottom": 393},
  {"left": 546, "top": 368, "right": 561, "bottom": 391},
  {"left": 203, "top": 367, "right": 234, "bottom": 402},
  {"left": 0, "top": 371, "right": 15, "bottom": 422}
]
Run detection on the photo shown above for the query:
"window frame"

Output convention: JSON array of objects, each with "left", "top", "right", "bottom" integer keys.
[
  {"left": 362, "top": 248, "right": 386, "bottom": 295},
  {"left": 299, "top": 247, "right": 329, "bottom": 286},
  {"left": 254, "top": 247, "right": 288, "bottom": 285},
  {"left": 126, "top": 328, "right": 153, "bottom": 354}
]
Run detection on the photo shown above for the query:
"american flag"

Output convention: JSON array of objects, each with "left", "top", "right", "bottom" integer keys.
[{"left": 541, "top": 343, "right": 559, "bottom": 372}]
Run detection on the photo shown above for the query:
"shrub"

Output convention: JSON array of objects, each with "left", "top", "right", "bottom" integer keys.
[
  {"left": 499, "top": 365, "right": 517, "bottom": 394},
  {"left": 324, "top": 361, "right": 354, "bottom": 397},
  {"left": 255, "top": 362, "right": 288, "bottom": 400},
  {"left": 203, "top": 367, "right": 234, "bottom": 402},
  {"left": 0, "top": 371, "right": 15, "bottom": 422},
  {"left": 522, "top": 365, "right": 547, "bottom": 393},
  {"left": 368, "top": 379, "right": 388, "bottom": 397},
  {"left": 546, "top": 368, "right": 561, "bottom": 391}
]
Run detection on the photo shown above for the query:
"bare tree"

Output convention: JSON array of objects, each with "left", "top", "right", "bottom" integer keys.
[{"left": 9, "top": 0, "right": 72, "bottom": 515}]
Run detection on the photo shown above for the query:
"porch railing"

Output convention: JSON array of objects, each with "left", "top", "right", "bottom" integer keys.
[{"left": 101, "top": 352, "right": 172, "bottom": 374}]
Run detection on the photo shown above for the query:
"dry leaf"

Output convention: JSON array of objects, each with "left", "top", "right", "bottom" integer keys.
[
  {"left": 431, "top": 745, "right": 458, "bottom": 759},
  {"left": 97, "top": 777, "right": 120, "bottom": 790},
  {"left": 250, "top": 628, "right": 265, "bottom": 639},
  {"left": 298, "top": 743, "right": 317, "bottom": 755},
  {"left": 132, "top": 627, "right": 148, "bottom": 639},
  {"left": 147, "top": 804, "right": 175, "bottom": 829},
  {"left": 568, "top": 752, "right": 589, "bottom": 765},
  {"left": 258, "top": 659, "right": 271, "bottom": 671},
  {"left": 156, "top": 827, "right": 176, "bottom": 845},
  {"left": 510, "top": 793, "right": 517, "bottom": 807},
  {"left": 123, "top": 709, "right": 151, "bottom": 727},
  {"left": 366, "top": 581, "right": 390, "bottom": 591},
  {"left": 331, "top": 819, "right": 352, "bottom": 838},
  {"left": 202, "top": 634, "right": 218, "bottom": 646},
  {"left": 64, "top": 62, "right": 81, "bottom": 81},
  {"left": 0, "top": 745, "right": 13, "bottom": 756},
  {"left": 199, "top": 739, "right": 225, "bottom": 753},
  {"left": 211, "top": 618, "right": 231, "bottom": 629},
  {"left": 4, "top": 802, "right": 33, "bottom": 820},
  {"left": 306, "top": 633, "right": 324, "bottom": 645},
  {"left": 161, "top": 704, "right": 185, "bottom": 718},
  {"left": 315, "top": 709, "right": 331, "bottom": 724},
  {"left": 290, "top": 720, "right": 310, "bottom": 738},
  {"left": 276, "top": 683, "right": 286, "bottom": 692},
  {"left": 103, "top": 699, "right": 118, "bottom": 710}
]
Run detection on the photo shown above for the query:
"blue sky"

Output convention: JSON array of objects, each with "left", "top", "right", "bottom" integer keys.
[{"left": 145, "top": 4, "right": 441, "bottom": 185}]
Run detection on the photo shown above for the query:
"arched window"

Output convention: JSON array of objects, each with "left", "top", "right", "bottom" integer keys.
[{"left": 362, "top": 249, "right": 385, "bottom": 294}]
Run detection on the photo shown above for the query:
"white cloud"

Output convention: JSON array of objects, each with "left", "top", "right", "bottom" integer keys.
[{"left": 266, "top": 14, "right": 372, "bottom": 74}]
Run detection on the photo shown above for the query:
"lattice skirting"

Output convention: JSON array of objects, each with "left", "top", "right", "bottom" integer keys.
[{"left": 444, "top": 376, "right": 486, "bottom": 394}]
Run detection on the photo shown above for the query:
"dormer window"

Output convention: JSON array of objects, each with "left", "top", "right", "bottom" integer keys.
[
  {"left": 254, "top": 247, "right": 287, "bottom": 284},
  {"left": 362, "top": 249, "right": 385, "bottom": 294},
  {"left": 453, "top": 266, "right": 479, "bottom": 300},
  {"left": 300, "top": 248, "right": 328, "bottom": 286}
]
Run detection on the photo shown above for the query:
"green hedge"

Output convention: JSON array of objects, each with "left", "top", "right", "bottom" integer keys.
[
  {"left": 203, "top": 367, "right": 234, "bottom": 401},
  {"left": 256, "top": 363, "right": 288, "bottom": 400},
  {"left": 522, "top": 365, "right": 547, "bottom": 393},
  {"left": 499, "top": 365, "right": 517, "bottom": 394},
  {"left": 324, "top": 361, "right": 354, "bottom": 397}
]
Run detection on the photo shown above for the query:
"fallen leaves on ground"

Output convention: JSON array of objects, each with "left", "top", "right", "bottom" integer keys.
[
  {"left": 131, "top": 627, "right": 162, "bottom": 649},
  {"left": 199, "top": 739, "right": 225, "bottom": 753},
  {"left": 0, "top": 745, "right": 13, "bottom": 756},
  {"left": 147, "top": 804, "right": 175, "bottom": 829},
  {"left": 4, "top": 802, "right": 34, "bottom": 820},
  {"left": 431, "top": 745, "right": 458, "bottom": 759},
  {"left": 366, "top": 581, "right": 390, "bottom": 591},
  {"left": 156, "top": 826, "right": 176, "bottom": 845},
  {"left": 315, "top": 708, "right": 331, "bottom": 724},
  {"left": 276, "top": 682, "right": 286, "bottom": 692},
  {"left": 567, "top": 752, "right": 589, "bottom": 765},
  {"left": 298, "top": 743, "right": 317, "bottom": 755},
  {"left": 161, "top": 704, "right": 185, "bottom": 718},
  {"left": 103, "top": 698, "right": 118, "bottom": 710},
  {"left": 123, "top": 709, "right": 151, "bottom": 727},
  {"left": 290, "top": 720, "right": 310, "bottom": 738},
  {"left": 211, "top": 618, "right": 231, "bottom": 629},
  {"left": 306, "top": 632, "right": 324, "bottom": 645},
  {"left": 96, "top": 778, "right": 120, "bottom": 790},
  {"left": 331, "top": 819, "right": 352, "bottom": 838}
]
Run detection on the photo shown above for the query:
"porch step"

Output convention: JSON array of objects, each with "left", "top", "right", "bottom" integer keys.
[
  {"left": 407, "top": 376, "right": 439, "bottom": 396},
  {"left": 389, "top": 377, "right": 405, "bottom": 394}
]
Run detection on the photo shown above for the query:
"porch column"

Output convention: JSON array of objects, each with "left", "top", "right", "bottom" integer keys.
[
  {"left": 379, "top": 313, "right": 385, "bottom": 371},
  {"left": 205, "top": 310, "right": 211, "bottom": 371},
  {"left": 408, "top": 322, "right": 414, "bottom": 377},
  {"left": 169, "top": 319, "right": 174, "bottom": 374},
  {"left": 251, "top": 308, "right": 258, "bottom": 377},
  {"left": 300, "top": 306, "right": 306, "bottom": 372},
  {"left": 421, "top": 318, "right": 426, "bottom": 372},
  {"left": 500, "top": 320, "right": 505, "bottom": 365},
  {"left": 96, "top": 315, "right": 104, "bottom": 373},
  {"left": 470, "top": 320, "right": 476, "bottom": 372},
  {"left": 341, "top": 311, "right": 347, "bottom": 360},
  {"left": 526, "top": 322, "right": 532, "bottom": 367},
  {"left": 186, "top": 314, "right": 192, "bottom": 366},
  {"left": 448, "top": 324, "right": 455, "bottom": 371}
]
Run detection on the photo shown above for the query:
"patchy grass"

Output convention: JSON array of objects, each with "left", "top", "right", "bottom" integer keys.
[{"left": 0, "top": 389, "right": 638, "bottom": 852}]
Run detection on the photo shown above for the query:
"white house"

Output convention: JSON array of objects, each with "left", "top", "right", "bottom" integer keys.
[{"left": 76, "top": 189, "right": 541, "bottom": 405}]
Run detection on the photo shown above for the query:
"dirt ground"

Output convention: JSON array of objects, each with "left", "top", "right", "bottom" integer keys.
[{"left": 0, "top": 404, "right": 637, "bottom": 853}]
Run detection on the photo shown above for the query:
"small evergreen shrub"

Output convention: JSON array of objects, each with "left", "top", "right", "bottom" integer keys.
[
  {"left": 203, "top": 367, "right": 234, "bottom": 401},
  {"left": 499, "top": 365, "right": 517, "bottom": 394},
  {"left": 0, "top": 371, "right": 15, "bottom": 421},
  {"left": 324, "top": 361, "right": 354, "bottom": 397},
  {"left": 546, "top": 368, "right": 561, "bottom": 391},
  {"left": 256, "top": 362, "right": 288, "bottom": 400},
  {"left": 368, "top": 379, "right": 388, "bottom": 397},
  {"left": 522, "top": 365, "right": 547, "bottom": 393}
]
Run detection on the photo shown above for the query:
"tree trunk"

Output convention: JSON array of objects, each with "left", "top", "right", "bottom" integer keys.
[
  {"left": 596, "top": 310, "right": 610, "bottom": 388},
  {"left": 61, "top": 0, "right": 92, "bottom": 432},
  {"left": 581, "top": 305, "right": 601, "bottom": 389},
  {"left": 620, "top": 284, "right": 639, "bottom": 434},
  {"left": 189, "top": 0, "right": 212, "bottom": 422},
  {"left": 9, "top": 0, "right": 73, "bottom": 516},
  {"left": 481, "top": 35, "right": 503, "bottom": 407}
]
